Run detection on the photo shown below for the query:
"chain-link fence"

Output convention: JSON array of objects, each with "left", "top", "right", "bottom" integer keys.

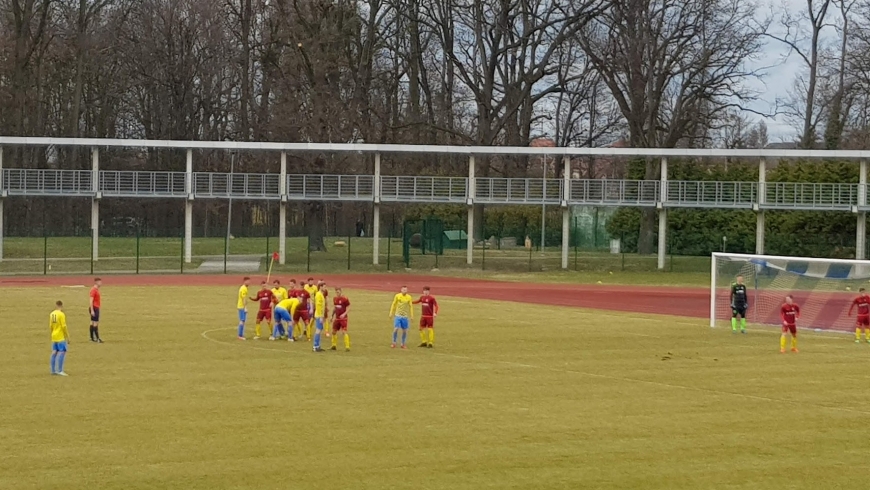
[{"left": 1, "top": 199, "right": 865, "bottom": 276}]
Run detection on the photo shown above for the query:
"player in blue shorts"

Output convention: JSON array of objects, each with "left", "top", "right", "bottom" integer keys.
[
  {"left": 50, "top": 301, "right": 70, "bottom": 376},
  {"left": 272, "top": 298, "right": 300, "bottom": 341},
  {"left": 389, "top": 286, "right": 414, "bottom": 349}
]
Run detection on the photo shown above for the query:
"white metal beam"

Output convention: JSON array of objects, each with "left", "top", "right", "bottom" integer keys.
[
  {"left": 561, "top": 156, "right": 570, "bottom": 269},
  {"left": 657, "top": 157, "right": 668, "bottom": 270},
  {"left": 184, "top": 149, "right": 193, "bottom": 263},
  {"left": 373, "top": 152, "right": 381, "bottom": 266},
  {"left": 91, "top": 148, "right": 100, "bottom": 262},
  {"left": 467, "top": 156, "right": 475, "bottom": 265},
  {"left": 756, "top": 158, "right": 766, "bottom": 255},
  {"left": 859, "top": 160, "right": 867, "bottom": 260},
  {"left": 1, "top": 136, "right": 870, "bottom": 160},
  {"left": 279, "top": 152, "right": 287, "bottom": 265}
]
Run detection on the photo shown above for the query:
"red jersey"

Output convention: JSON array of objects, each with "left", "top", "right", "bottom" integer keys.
[
  {"left": 781, "top": 303, "right": 800, "bottom": 325},
  {"left": 297, "top": 289, "right": 310, "bottom": 309},
  {"left": 851, "top": 295, "right": 870, "bottom": 317},
  {"left": 89, "top": 286, "right": 101, "bottom": 308},
  {"left": 333, "top": 296, "right": 350, "bottom": 318},
  {"left": 288, "top": 289, "right": 300, "bottom": 298},
  {"left": 415, "top": 296, "right": 439, "bottom": 318},
  {"left": 255, "top": 290, "right": 274, "bottom": 311}
]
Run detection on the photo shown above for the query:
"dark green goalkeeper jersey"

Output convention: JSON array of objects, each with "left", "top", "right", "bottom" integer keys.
[{"left": 731, "top": 283, "right": 748, "bottom": 308}]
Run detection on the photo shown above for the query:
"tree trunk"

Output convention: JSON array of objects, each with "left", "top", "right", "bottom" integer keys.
[
  {"left": 637, "top": 158, "right": 660, "bottom": 254},
  {"left": 306, "top": 202, "right": 327, "bottom": 251}
]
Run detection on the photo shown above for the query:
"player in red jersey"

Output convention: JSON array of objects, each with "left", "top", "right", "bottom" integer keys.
[
  {"left": 89, "top": 277, "right": 103, "bottom": 343},
  {"left": 294, "top": 284, "right": 312, "bottom": 341},
  {"left": 250, "top": 281, "right": 275, "bottom": 340},
  {"left": 330, "top": 287, "right": 351, "bottom": 351},
  {"left": 413, "top": 286, "right": 439, "bottom": 348},
  {"left": 780, "top": 295, "right": 800, "bottom": 353},
  {"left": 848, "top": 287, "right": 870, "bottom": 343}
]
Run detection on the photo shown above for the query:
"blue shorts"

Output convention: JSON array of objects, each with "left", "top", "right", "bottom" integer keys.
[
  {"left": 274, "top": 307, "right": 291, "bottom": 323},
  {"left": 90, "top": 307, "right": 100, "bottom": 322},
  {"left": 394, "top": 317, "right": 409, "bottom": 330},
  {"left": 238, "top": 309, "right": 247, "bottom": 322},
  {"left": 315, "top": 318, "right": 324, "bottom": 330},
  {"left": 52, "top": 341, "right": 67, "bottom": 352}
]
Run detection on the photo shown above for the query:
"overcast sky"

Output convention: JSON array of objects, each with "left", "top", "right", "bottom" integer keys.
[{"left": 745, "top": 0, "right": 841, "bottom": 142}]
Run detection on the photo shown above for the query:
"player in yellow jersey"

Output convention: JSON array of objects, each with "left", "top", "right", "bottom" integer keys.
[
  {"left": 312, "top": 284, "right": 327, "bottom": 352},
  {"left": 236, "top": 277, "right": 250, "bottom": 340},
  {"left": 271, "top": 279, "right": 289, "bottom": 338},
  {"left": 304, "top": 277, "right": 318, "bottom": 336},
  {"left": 272, "top": 297, "right": 301, "bottom": 341},
  {"left": 50, "top": 300, "right": 70, "bottom": 376},
  {"left": 389, "top": 286, "right": 414, "bottom": 349}
]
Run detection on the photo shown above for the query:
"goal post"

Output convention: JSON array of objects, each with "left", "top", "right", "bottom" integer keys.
[{"left": 710, "top": 252, "right": 870, "bottom": 331}]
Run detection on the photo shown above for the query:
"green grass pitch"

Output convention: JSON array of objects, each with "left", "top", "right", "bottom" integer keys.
[{"left": 2, "top": 285, "right": 868, "bottom": 489}]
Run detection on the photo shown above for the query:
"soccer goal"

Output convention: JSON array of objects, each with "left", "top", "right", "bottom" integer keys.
[{"left": 710, "top": 252, "right": 870, "bottom": 331}]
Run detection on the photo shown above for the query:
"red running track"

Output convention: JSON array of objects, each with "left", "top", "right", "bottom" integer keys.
[{"left": 0, "top": 273, "right": 710, "bottom": 318}]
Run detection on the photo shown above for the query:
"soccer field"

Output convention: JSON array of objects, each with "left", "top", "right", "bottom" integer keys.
[{"left": 2, "top": 284, "right": 869, "bottom": 490}]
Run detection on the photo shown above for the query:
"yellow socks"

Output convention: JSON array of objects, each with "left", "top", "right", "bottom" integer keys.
[
  {"left": 858, "top": 328, "right": 863, "bottom": 341},
  {"left": 428, "top": 329, "right": 435, "bottom": 345},
  {"left": 331, "top": 334, "right": 337, "bottom": 348},
  {"left": 344, "top": 334, "right": 351, "bottom": 350},
  {"left": 780, "top": 335, "right": 787, "bottom": 351},
  {"left": 865, "top": 329, "right": 870, "bottom": 341},
  {"left": 420, "top": 330, "right": 427, "bottom": 344},
  {"left": 255, "top": 324, "right": 261, "bottom": 337},
  {"left": 791, "top": 336, "right": 798, "bottom": 350}
]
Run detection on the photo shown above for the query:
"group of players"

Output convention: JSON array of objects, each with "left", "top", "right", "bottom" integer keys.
[
  {"left": 235, "top": 276, "right": 440, "bottom": 353},
  {"left": 730, "top": 274, "right": 870, "bottom": 353},
  {"left": 48, "top": 278, "right": 103, "bottom": 376}
]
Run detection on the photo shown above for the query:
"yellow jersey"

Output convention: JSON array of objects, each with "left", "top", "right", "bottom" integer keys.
[
  {"left": 271, "top": 287, "right": 288, "bottom": 302},
  {"left": 390, "top": 293, "right": 414, "bottom": 319},
  {"left": 237, "top": 285, "right": 248, "bottom": 309},
  {"left": 304, "top": 284, "right": 318, "bottom": 299},
  {"left": 49, "top": 309, "right": 68, "bottom": 342},
  {"left": 276, "top": 298, "right": 300, "bottom": 315},
  {"left": 314, "top": 291, "right": 326, "bottom": 318}
]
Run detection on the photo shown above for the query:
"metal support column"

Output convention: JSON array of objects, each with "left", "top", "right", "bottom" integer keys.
[
  {"left": 858, "top": 160, "right": 868, "bottom": 260},
  {"left": 657, "top": 157, "right": 668, "bottom": 270},
  {"left": 561, "top": 156, "right": 570, "bottom": 269},
  {"left": 467, "top": 156, "right": 475, "bottom": 265},
  {"left": 184, "top": 149, "right": 193, "bottom": 263},
  {"left": 91, "top": 148, "right": 100, "bottom": 262},
  {"left": 279, "top": 151, "right": 287, "bottom": 265},
  {"left": 0, "top": 146, "right": 4, "bottom": 261},
  {"left": 373, "top": 152, "right": 381, "bottom": 265},
  {"left": 756, "top": 158, "right": 766, "bottom": 255}
]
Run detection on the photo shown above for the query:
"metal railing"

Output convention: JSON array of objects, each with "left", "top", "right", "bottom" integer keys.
[
  {"left": 568, "top": 179, "right": 660, "bottom": 206},
  {"left": 194, "top": 172, "right": 281, "bottom": 199},
  {"left": 0, "top": 167, "right": 867, "bottom": 212},
  {"left": 475, "top": 178, "right": 563, "bottom": 204},
  {"left": 2, "top": 169, "right": 93, "bottom": 196},
  {"left": 666, "top": 181, "right": 757, "bottom": 208},
  {"left": 763, "top": 182, "right": 858, "bottom": 210},
  {"left": 286, "top": 174, "right": 374, "bottom": 201},
  {"left": 100, "top": 171, "right": 187, "bottom": 197},
  {"left": 380, "top": 176, "right": 467, "bottom": 202}
]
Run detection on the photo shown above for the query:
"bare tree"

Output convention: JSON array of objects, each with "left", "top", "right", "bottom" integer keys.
[
  {"left": 576, "top": 0, "right": 766, "bottom": 253},
  {"left": 767, "top": 0, "right": 833, "bottom": 148}
]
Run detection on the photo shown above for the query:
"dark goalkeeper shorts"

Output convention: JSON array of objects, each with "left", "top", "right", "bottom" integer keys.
[{"left": 732, "top": 305, "right": 747, "bottom": 318}]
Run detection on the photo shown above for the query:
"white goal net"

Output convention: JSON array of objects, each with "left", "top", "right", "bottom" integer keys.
[{"left": 710, "top": 253, "right": 870, "bottom": 331}]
